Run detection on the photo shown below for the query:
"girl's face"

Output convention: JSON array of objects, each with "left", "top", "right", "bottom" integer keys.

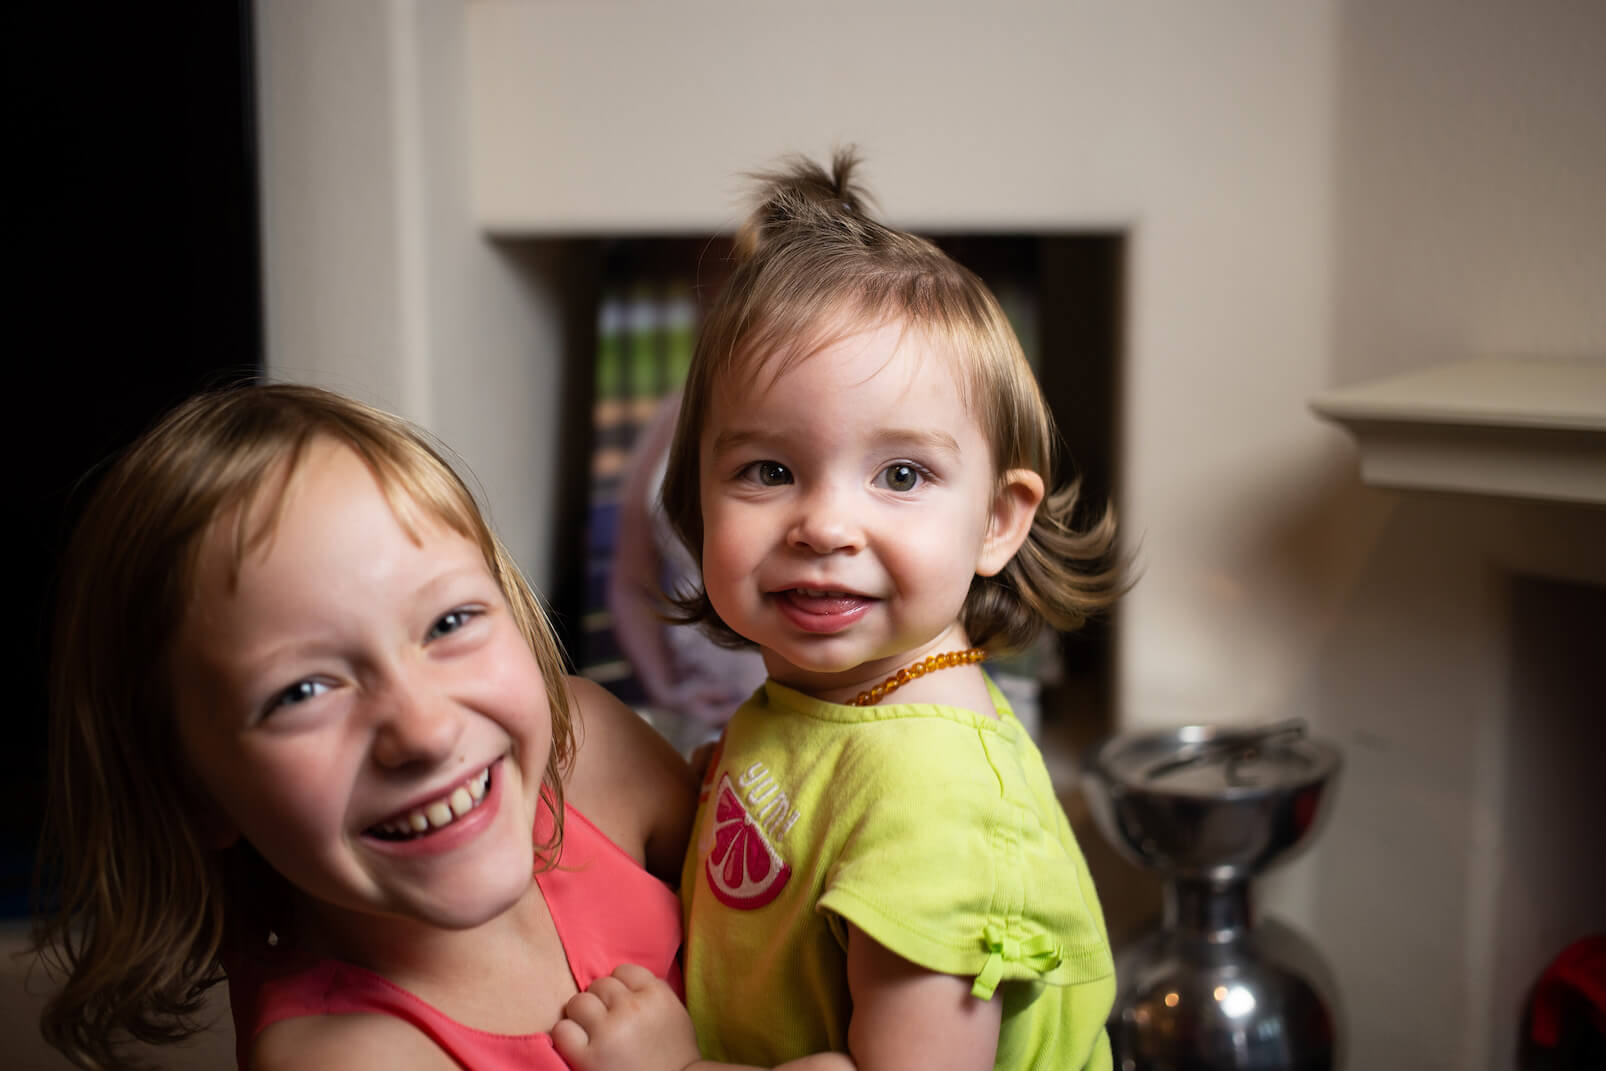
[
  {"left": 172, "top": 440, "right": 552, "bottom": 939},
  {"left": 698, "top": 318, "right": 1038, "bottom": 695}
]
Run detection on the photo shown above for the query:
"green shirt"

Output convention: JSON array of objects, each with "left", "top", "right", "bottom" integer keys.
[{"left": 681, "top": 677, "right": 1115, "bottom": 1068}]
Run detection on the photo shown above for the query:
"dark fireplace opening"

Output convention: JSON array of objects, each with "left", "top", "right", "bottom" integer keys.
[{"left": 1496, "top": 573, "right": 1606, "bottom": 1066}]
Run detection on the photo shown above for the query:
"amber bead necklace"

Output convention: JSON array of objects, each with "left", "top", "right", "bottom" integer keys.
[{"left": 848, "top": 647, "right": 987, "bottom": 706}]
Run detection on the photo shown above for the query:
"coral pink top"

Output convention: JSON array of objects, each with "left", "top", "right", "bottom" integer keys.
[{"left": 229, "top": 803, "right": 682, "bottom": 1070}]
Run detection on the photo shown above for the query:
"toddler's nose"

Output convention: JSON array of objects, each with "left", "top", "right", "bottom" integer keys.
[{"left": 787, "top": 485, "right": 864, "bottom": 555}]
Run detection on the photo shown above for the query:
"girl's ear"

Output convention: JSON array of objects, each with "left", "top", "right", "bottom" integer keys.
[
  {"left": 193, "top": 810, "right": 242, "bottom": 852},
  {"left": 180, "top": 773, "right": 241, "bottom": 851},
  {"left": 976, "top": 469, "right": 1045, "bottom": 577}
]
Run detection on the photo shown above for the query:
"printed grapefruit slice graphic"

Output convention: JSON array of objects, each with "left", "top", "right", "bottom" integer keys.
[{"left": 705, "top": 774, "right": 791, "bottom": 909}]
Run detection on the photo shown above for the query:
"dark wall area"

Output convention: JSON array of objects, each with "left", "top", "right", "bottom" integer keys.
[{"left": 3, "top": 2, "right": 263, "bottom": 914}]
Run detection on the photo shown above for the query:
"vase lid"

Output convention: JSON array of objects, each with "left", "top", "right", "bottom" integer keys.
[{"left": 1095, "top": 719, "right": 1339, "bottom": 800}]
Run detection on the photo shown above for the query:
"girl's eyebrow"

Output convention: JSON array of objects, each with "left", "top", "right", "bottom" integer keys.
[{"left": 707, "top": 427, "right": 770, "bottom": 457}]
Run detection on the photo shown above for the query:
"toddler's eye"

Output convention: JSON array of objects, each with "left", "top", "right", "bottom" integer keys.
[
  {"left": 742, "top": 461, "right": 793, "bottom": 487},
  {"left": 427, "top": 608, "right": 480, "bottom": 641},
  {"left": 877, "top": 463, "right": 923, "bottom": 493}
]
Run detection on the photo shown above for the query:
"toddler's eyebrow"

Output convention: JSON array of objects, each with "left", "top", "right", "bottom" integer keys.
[
  {"left": 873, "top": 428, "right": 962, "bottom": 456},
  {"left": 709, "top": 427, "right": 962, "bottom": 458}
]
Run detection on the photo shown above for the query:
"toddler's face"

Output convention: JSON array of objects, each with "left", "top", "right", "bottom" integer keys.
[
  {"left": 171, "top": 440, "right": 552, "bottom": 938},
  {"left": 697, "top": 318, "right": 1031, "bottom": 695}
]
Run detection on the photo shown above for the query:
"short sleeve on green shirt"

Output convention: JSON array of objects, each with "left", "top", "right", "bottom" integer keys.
[{"left": 812, "top": 691, "right": 1114, "bottom": 997}]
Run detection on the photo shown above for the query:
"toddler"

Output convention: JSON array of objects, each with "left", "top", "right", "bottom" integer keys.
[{"left": 556, "top": 151, "right": 1124, "bottom": 1071}]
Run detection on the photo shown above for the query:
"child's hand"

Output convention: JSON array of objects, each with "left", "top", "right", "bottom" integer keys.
[{"left": 552, "top": 964, "right": 701, "bottom": 1071}]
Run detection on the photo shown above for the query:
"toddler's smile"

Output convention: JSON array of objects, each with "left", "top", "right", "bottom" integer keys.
[{"left": 772, "top": 589, "right": 876, "bottom": 634}]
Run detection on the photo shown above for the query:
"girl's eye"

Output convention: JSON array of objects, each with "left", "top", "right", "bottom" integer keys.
[
  {"left": 876, "top": 463, "right": 924, "bottom": 493},
  {"left": 427, "top": 608, "right": 480, "bottom": 641},
  {"left": 741, "top": 461, "right": 793, "bottom": 487},
  {"left": 268, "top": 679, "right": 330, "bottom": 712}
]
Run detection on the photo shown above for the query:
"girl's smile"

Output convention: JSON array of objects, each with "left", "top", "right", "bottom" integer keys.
[{"left": 364, "top": 759, "right": 498, "bottom": 848}]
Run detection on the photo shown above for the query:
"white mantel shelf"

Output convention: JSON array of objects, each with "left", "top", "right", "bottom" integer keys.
[{"left": 1310, "top": 358, "right": 1606, "bottom": 505}]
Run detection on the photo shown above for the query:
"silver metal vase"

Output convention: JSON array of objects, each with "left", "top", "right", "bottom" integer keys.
[{"left": 1082, "top": 720, "right": 1344, "bottom": 1071}]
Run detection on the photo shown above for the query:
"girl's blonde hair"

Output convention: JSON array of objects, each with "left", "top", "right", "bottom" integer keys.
[
  {"left": 662, "top": 148, "right": 1125, "bottom": 654},
  {"left": 32, "top": 382, "right": 575, "bottom": 1070}
]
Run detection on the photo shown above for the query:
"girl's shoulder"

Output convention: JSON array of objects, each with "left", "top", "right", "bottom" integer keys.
[
  {"left": 253, "top": 1010, "right": 460, "bottom": 1071},
  {"left": 563, "top": 674, "right": 698, "bottom": 884}
]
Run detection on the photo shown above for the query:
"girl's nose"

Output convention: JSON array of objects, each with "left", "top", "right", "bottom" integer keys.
[
  {"left": 787, "top": 485, "right": 864, "bottom": 555},
  {"left": 370, "top": 672, "right": 464, "bottom": 770}
]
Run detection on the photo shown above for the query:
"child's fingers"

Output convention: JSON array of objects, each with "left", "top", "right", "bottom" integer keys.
[
  {"left": 560, "top": 989, "right": 609, "bottom": 1031},
  {"left": 555, "top": 967, "right": 701, "bottom": 1071},
  {"left": 583, "top": 973, "right": 631, "bottom": 1009},
  {"left": 610, "top": 962, "right": 660, "bottom": 991},
  {"left": 550, "top": 1015, "right": 589, "bottom": 1060}
]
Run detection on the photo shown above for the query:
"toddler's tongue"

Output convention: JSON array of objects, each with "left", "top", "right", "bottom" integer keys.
[{"left": 781, "top": 590, "right": 867, "bottom": 615}]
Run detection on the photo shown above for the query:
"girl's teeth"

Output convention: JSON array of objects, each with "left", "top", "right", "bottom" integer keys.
[{"left": 376, "top": 767, "right": 492, "bottom": 841}]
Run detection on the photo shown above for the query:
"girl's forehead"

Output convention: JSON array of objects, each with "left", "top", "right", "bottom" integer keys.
[{"left": 208, "top": 440, "right": 471, "bottom": 587}]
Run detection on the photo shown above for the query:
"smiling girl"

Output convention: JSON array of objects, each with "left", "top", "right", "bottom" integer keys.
[{"left": 33, "top": 383, "right": 699, "bottom": 1069}]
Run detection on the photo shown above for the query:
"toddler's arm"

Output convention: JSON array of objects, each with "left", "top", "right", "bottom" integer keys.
[{"left": 840, "top": 923, "right": 1002, "bottom": 1069}]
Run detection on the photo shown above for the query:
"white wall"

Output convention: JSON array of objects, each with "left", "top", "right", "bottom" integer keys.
[
  {"left": 254, "top": 0, "right": 569, "bottom": 586},
  {"left": 241, "top": 2, "right": 1606, "bottom": 1069},
  {"left": 466, "top": 0, "right": 1345, "bottom": 746}
]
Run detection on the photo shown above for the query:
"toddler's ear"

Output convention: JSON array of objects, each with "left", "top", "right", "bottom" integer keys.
[{"left": 976, "top": 469, "right": 1044, "bottom": 577}]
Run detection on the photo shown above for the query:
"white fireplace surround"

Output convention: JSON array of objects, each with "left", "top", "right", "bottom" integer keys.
[
  {"left": 1311, "top": 357, "right": 1606, "bottom": 505},
  {"left": 140, "top": 4, "right": 1601, "bottom": 1071}
]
